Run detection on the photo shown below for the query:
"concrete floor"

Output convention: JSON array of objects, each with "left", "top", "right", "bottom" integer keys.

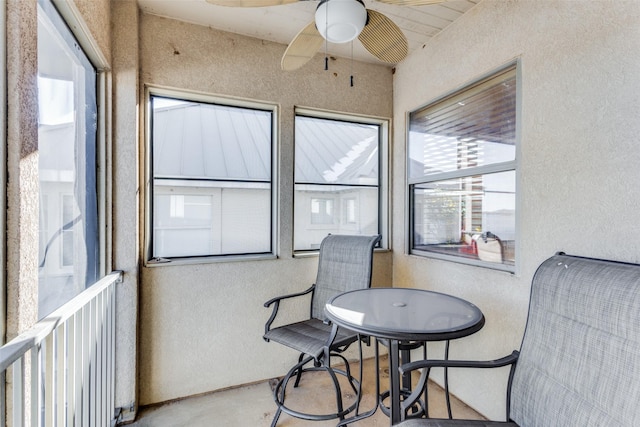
[{"left": 129, "top": 356, "right": 486, "bottom": 427}]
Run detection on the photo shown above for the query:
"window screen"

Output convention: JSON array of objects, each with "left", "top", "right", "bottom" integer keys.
[
  {"left": 150, "top": 95, "right": 275, "bottom": 259},
  {"left": 294, "top": 114, "right": 383, "bottom": 251},
  {"left": 37, "top": 0, "right": 100, "bottom": 317}
]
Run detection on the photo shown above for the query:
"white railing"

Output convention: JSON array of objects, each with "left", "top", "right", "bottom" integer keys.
[{"left": 0, "top": 271, "right": 122, "bottom": 427}]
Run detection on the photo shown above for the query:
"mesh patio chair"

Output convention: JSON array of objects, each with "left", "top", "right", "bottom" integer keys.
[
  {"left": 263, "top": 234, "right": 381, "bottom": 426},
  {"left": 395, "top": 252, "right": 640, "bottom": 426}
]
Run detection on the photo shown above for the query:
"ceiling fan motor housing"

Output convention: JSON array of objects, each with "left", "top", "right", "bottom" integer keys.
[{"left": 315, "top": 0, "right": 367, "bottom": 44}]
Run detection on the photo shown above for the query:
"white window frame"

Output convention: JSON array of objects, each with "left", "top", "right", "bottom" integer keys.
[
  {"left": 293, "top": 107, "right": 389, "bottom": 253},
  {"left": 144, "top": 86, "right": 278, "bottom": 265},
  {"left": 407, "top": 63, "right": 520, "bottom": 273}
]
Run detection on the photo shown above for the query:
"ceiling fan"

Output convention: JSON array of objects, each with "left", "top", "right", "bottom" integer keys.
[{"left": 205, "top": 0, "right": 448, "bottom": 71}]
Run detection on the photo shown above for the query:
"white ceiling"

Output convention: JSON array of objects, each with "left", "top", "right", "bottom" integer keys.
[{"left": 136, "top": 0, "right": 479, "bottom": 66}]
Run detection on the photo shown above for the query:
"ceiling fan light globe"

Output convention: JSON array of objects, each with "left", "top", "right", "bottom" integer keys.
[{"left": 315, "top": 0, "right": 367, "bottom": 44}]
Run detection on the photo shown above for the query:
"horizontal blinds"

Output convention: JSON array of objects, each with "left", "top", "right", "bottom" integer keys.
[{"left": 409, "top": 66, "right": 516, "bottom": 179}]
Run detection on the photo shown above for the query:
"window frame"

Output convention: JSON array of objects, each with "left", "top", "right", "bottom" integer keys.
[
  {"left": 293, "top": 107, "right": 389, "bottom": 254},
  {"left": 143, "top": 86, "right": 279, "bottom": 265},
  {"left": 406, "top": 63, "right": 520, "bottom": 273}
]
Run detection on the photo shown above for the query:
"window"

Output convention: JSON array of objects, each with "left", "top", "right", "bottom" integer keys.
[
  {"left": 61, "top": 194, "right": 76, "bottom": 267},
  {"left": 37, "top": 0, "right": 100, "bottom": 318},
  {"left": 408, "top": 65, "right": 518, "bottom": 271},
  {"left": 311, "top": 198, "right": 334, "bottom": 225},
  {"left": 343, "top": 198, "right": 357, "bottom": 224},
  {"left": 294, "top": 110, "right": 388, "bottom": 251},
  {"left": 147, "top": 90, "right": 276, "bottom": 261}
]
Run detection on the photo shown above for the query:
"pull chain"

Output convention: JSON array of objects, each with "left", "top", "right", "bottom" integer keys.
[
  {"left": 324, "top": 1, "right": 329, "bottom": 71},
  {"left": 350, "top": 40, "right": 354, "bottom": 87}
]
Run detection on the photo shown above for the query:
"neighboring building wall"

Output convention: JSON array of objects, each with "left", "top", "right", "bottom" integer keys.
[
  {"left": 393, "top": 0, "right": 640, "bottom": 420},
  {"left": 137, "top": 13, "right": 393, "bottom": 405},
  {"left": 294, "top": 188, "right": 379, "bottom": 249}
]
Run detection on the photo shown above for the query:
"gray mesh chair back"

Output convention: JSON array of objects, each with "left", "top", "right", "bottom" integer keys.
[
  {"left": 509, "top": 253, "right": 640, "bottom": 425},
  {"left": 311, "top": 234, "right": 381, "bottom": 320}
]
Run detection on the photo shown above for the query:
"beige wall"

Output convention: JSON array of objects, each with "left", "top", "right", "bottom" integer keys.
[
  {"left": 137, "top": 13, "right": 393, "bottom": 405},
  {"left": 68, "top": 0, "right": 111, "bottom": 65},
  {"left": 5, "top": 0, "right": 39, "bottom": 346},
  {"left": 393, "top": 0, "right": 640, "bottom": 420},
  {"left": 111, "top": 0, "right": 140, "bottom": 420}
]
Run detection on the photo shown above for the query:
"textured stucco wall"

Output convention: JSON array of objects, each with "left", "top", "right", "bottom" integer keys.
[
  {"left": 5, "top": 0, "right": 39, "bottom": 343},
  {"left": 71, "top": 0, "right": 111, "bottom": 65},
  {"left": 393, "top": 0, "right": 640, "bottom": 420},
  {"left": 137, "top": 14, "right": 393, "bottom": 405},
  {"left": 111, "top": 0, "right": 140, "bottom": 420},
  {"left": 6, "top": 9, "right": 38, "bottom": 421}
]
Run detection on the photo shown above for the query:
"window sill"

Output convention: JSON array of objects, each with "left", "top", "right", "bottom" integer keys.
[
  {"left": 144, "top": 253, "right": 278, "bottom": 267},
  {"left": 409, "top": 250, "right": 515, "bottom": 274}
]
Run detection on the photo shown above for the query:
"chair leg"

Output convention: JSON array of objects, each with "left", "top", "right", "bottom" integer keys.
[
  {"left": 293, "top": 353, "right": 305, "bottom": 388},
  {"left": 336, "top": 337, "right": 379, "bottom": 427},
  {"left": 330, "top": 353, "right": 358, "bottom": 396},
  {"left": 325, "top": 360, "right": 345, "bottom": 419},
  {"left": 422, "top": 342, "right": 429, "bottom": 418},
  {"left": 275, "top": 355, "right": 312, "bottom": 408},
  {"left": 270, "top": 407, "right": 282, "bottom": 427},
  {"left": 272, "top": 353, "right": 361, "bottom": 423}
]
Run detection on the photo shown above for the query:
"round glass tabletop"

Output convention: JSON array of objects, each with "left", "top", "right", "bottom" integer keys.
[{"left": 325, "top": 287, "right": 484, "bottom": 341}]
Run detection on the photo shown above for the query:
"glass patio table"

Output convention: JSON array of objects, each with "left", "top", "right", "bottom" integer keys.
[{"left": 325, "top": 287, "right": 485, "bottom": 425}]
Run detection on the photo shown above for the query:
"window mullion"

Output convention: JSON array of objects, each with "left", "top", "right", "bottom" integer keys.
[{"left": 408, "top": 160, "right": 516, "bottom": 185}]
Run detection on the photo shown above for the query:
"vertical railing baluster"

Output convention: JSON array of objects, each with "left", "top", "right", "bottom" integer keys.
[
  {"left": 108, "top": 283, "right": 115, "bottom": 423},
  {"left": 1, "top": 370, "right": 6, "bottom": 427},
  {"left": 67, "top": 313, "right": 76, "bottom": 425},
  {"left": 31, "top": 343, "right": 42, "bottom": 426},
  {"left": 74, "top": 310, "right": 83, "bottom": 427},
  {"left": 56, "top": 321, "right": 67, "bottom": 426},
  {"left": 45, "top": 331, "right": 55, "bottom": 425},
  {"left": 90, "top": 296, "right": 98, "bottom": 427},
  {"left": 97, "top": 290, "right": 105, "bottom": 427},
  {"left": 82, "top": 304, "right": 91, "bottom": 427},
  {"left": 13, "top": 357, "right": 25, "bottom": 427}
]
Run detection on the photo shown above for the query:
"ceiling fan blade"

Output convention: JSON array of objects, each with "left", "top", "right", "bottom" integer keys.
[
  {"left": 205, "top": 0, "right": 299, "bottom": 7},
  {"left": 358, "top": 9, "right": 408, "bottom": 64},
  {"left": 281, "top": 21, "right": 325, "bottom": 71},
  {"left": 374, "top": 0, "right": 447, "bottom": 5}
]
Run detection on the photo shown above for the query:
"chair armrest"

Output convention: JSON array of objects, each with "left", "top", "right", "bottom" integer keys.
[
  {"left": 264, "top": 285, "right": 315, "bottom": 308},
  {"left": 263, "top": 285, "right": 315, "bottom": 338},
  {"left": 400, "top": 350, "right": 519, "bottom": 375},
  {"left": 399, "top": 351, "right": 520, "bottom": 421}
]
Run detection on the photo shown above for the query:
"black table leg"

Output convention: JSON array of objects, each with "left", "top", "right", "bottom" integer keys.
[{"left": 389, "top": 339, "right": 401, "bottom": 425}]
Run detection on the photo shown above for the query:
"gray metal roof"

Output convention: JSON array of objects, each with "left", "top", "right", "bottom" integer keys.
[
  {"left": 153, "top": 101, "right": 272, "bottom": 181},
  {"left": 153, "top": 101, "right": 378, "bottom": 185},
  {"left": 295, "top": 116, "right": 378, "bottom": 186}
]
